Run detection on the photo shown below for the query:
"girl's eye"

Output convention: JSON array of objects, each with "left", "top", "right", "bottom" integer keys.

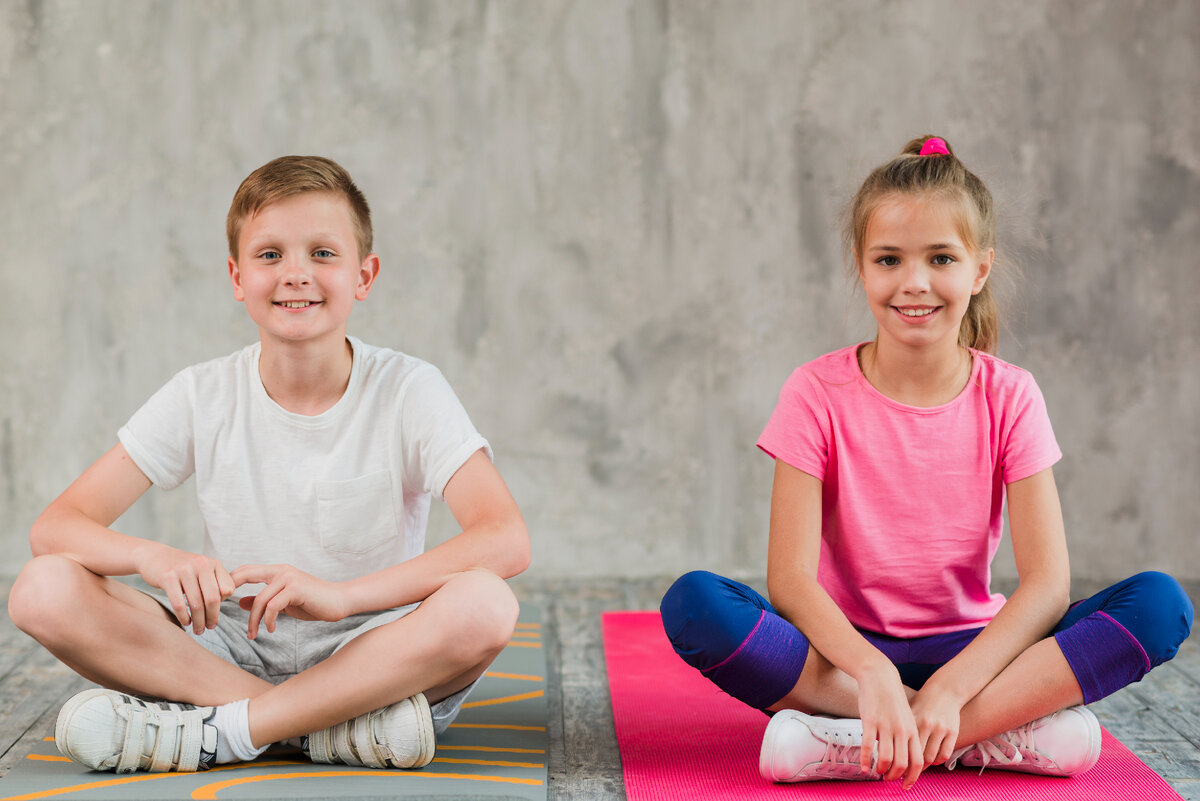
[
  {"left": 932, "top": 254, "right": 955, "bottom": 266},
  {"left": 877, "top": 256, "right": 900, "bottom": 267}
]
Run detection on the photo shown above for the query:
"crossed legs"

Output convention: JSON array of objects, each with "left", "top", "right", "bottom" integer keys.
[{"left": 7, "top": 554, "right": 518, "bottom": 748}]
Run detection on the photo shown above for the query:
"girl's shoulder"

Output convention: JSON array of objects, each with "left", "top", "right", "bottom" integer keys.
[
  {"left": 793, "top": 344, "right": 861, "bottom": 384},
  {"left": 971, "top": 350, "right": 1042, "bottom": 392}
]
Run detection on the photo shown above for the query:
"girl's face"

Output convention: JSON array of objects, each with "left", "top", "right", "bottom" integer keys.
[{"left": 857, "top": 194, "right": 992, "bottom": 353}]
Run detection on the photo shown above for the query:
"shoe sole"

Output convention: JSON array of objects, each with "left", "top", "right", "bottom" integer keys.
[{"left": 1071, "top": 706, "right": 1102, "bottom": 775}]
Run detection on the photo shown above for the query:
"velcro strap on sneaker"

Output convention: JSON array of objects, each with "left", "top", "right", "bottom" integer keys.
[
  {"left": 307, "top": 727, "right": 333, "bottom": 764},
  {"left": 147, "top": 710, "right": 180, "bottom": 773},
  {"left": 333, "top": 721, "right": 364, "bottom": 767},
  {"left": 352, "top": 711, "right": 387, "bottom": 768},
  {"left": 115, "top": 706, "right": 147, "bottom": 774}
]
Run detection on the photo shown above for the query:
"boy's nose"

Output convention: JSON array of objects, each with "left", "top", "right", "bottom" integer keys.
[{"left": 283, "top": 258, "right": 312, "bottom": 285}]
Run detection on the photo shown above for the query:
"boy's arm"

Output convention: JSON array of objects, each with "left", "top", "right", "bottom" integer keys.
[
  {"left": 31, "top": 443, "right": 235, "bottom": 633},
  {"left": 234, "top": 449, "right": 529, "bottom": 637}
]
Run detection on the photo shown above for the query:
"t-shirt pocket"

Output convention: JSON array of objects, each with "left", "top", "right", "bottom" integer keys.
[{"left": 315, "top": 470, "right": 400, "bottom": 554}]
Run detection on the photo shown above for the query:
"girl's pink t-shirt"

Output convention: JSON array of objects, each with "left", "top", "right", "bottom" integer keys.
[{"left": 757, "top": 345, "right": 1062, "bottom": 638}]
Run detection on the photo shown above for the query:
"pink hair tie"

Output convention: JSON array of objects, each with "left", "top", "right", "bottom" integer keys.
[{"left": 920, "top": 137, "right": 950, "bottom": 156}]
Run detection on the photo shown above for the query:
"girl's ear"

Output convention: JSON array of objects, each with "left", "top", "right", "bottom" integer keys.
[{"left": 971, "top": 248, "right": 994, "bottom": 295}]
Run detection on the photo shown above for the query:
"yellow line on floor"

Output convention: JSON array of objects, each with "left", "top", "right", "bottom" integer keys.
[
  {"left": 510, "top": 631, "right": 540, "bottom": 638},
  {"left": 0, "top": 761, "right": 301, "bottom": 801},
  {"left": 24, "top": 755, "right": 70, "bottom": 762},
  {"left": 505, "top": 641, "right": 542, "bottom": 648},
  {"left": 433, "top": 756, "right": 544, "bottom": 769},
  {"left": 438, "top": 745, "right": 545, "bottom": 754},
  {"left": 461, "top": 690, "right": 544, "bottom": 709},
  {"left": 484, "top": 671, "right": 544, "bottom": 681},
  {"left": 448, "top": 723, "right": 546, "bottom": 732},
  {"left": 189, "top": 770, "right": 542, "bottom": 798},
  {"left": 513, "top": 622, "right": 541, "bottom": 629}
]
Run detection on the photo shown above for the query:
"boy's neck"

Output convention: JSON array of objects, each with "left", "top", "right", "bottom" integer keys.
[
  {"left": 858, "top": 337, "right": 972, "bottom": 408},
  {"left": 257, "top": 332, "right": 355, "bottom": 416}
]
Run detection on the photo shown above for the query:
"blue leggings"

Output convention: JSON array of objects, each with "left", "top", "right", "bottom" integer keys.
[{"left": 660, "top": 570, "right": 1193, "bottom": 711}]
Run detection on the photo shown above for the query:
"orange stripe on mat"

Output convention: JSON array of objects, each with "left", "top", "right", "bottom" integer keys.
[
  {"left": 190, "top": 770, "right": 542, "bottom": 799},
  {"left": 461, "top": 690, "right": 543, "bottom": 709}
]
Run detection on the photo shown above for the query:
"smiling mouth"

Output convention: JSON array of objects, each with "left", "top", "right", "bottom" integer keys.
[
  {"left": 275, "top": 301, "right": 318, "bottom": 309},
  {"left": 894, "top": 306, "right": 939, "bottom": 317}
]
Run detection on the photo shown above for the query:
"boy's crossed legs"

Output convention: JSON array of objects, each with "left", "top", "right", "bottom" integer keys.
[{"left": 8, "top": 554, "right": 518, "bottom": 771}]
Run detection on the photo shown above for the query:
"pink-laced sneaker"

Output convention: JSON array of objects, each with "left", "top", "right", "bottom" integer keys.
[
  {"left": 947, "top": 705, "right": 1102, "bottom": 776},
  {"left": 759, "top": 710, "right": 881, "bottom": 782}
]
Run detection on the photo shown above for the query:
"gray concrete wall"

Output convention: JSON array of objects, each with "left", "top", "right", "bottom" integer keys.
[{"left": 1, "top": 0, "right": 1197, "bottom": 585}]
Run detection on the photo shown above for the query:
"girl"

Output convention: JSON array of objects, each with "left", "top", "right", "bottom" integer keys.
[{"left": 660, "top": 136, "right": 1193, "bottom": 788}]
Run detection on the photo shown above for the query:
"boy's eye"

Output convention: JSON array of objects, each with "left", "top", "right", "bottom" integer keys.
[
  {"left": 259, "top": 250, "right": 281, "bottom": 260},
  {"left": 313, "top": 249, "right": 335, "bottom": 259},
  {"left": 932, "top": 254, "right": 955, "bottom": 266}
]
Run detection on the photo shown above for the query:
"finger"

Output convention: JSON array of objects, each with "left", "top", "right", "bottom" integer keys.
[
  {"left": 883, "top": 734, "right": 905, "bottom": 782},
  {"left": 230, "top": 564, "right": 278, "bottom": 588},
  {"left": 922, "top": 730, "right": 942, "bottom": 766},
  {"left": 179, "top": 575, "right": 207, "bottom": 635},
  {"left": 264, "top": 593, "right": 291, "bottom": 634},
  {"left": 198, "top": 571, "right": 222, "bottom": 630},
  {"left": 902, "top": 737, "right": 925, "bottom": 789},
  {"left": 216, "top": 563, "right": 237, "bottom": 600},
  {"left": 937, "top": 734, "right": 956, "bottom": 767},
  {"left": 163, "top": 581, "right": 191, "bottom": 629},
  {"left": 860, "top": 722, "right": 877, "bottom": 773},
  {"left": 247, "top": 581, "right": 285, "bottom": 639},
  {"left": 875, "top": 731, "right": 894, "bottom": 777}
]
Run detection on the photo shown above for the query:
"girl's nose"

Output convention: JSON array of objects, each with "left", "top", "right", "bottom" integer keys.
[{"left": 900, "top": 263, "right": 930, "bottom": 294}]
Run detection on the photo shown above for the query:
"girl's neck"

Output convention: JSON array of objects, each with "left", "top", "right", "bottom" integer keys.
[
  {"left": 857, "top": 337, "right": 973, "bottom": 408},
  {"left": 257, "top": 333, "right": 354, "bottom": 416}
]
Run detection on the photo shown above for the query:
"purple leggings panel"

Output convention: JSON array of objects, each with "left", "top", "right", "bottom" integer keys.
[{"left": 660, "top": 570, "right": 1192, "bottom": 711}]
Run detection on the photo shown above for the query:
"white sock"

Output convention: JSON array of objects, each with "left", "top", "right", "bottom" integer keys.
[{"left": 210, "top": 699, "right": 267, "bottom": 764}]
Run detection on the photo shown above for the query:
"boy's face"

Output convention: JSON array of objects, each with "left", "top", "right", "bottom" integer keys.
[{"left": 228, "top": 192, "right": 379, "bottom": 349}]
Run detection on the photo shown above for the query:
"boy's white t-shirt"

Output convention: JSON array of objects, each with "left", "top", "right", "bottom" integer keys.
[{"left": 118, "top": 336, "right": 490, "bottom": 585}]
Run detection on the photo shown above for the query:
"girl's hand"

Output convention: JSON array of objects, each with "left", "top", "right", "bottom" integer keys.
[
  {"left": 134, "top": 542, "right": 235, "bottom": 635},
  {"left": 231, "top": 564, "right": 351, "bottom": 639},
  {"left": 911, "top": 685, "right": 964, "bottom": 768},
  {"left": 856, "top": 662, "right": 924, "bottom": 787}
]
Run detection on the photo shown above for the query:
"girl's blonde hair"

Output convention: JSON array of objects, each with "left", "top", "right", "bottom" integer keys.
[{"left": 845, "top": 136, "right": 1000, "bottom": 353}]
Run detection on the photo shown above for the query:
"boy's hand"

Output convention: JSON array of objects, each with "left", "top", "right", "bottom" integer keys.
[
  {"left": 231, "top": 564, "right": 351, "bottom": 639},
  {"left": 135, "top": 542, "right": 235, "bottom": 635}
]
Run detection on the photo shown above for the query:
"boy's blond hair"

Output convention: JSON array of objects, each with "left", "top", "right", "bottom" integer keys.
[{"left": 226, "top": 156, "right": 373, "bottom": 260}]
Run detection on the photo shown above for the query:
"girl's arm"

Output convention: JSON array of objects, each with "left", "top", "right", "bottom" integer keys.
[
  {"left": 31, "top": 443, "right": 237, "bottom": 633},
  {"left": 910, "top": 467, "right": 1071, "bottom": 765},
  {"left": 767, "top": 459, "right": 923, "bottom": 787}
]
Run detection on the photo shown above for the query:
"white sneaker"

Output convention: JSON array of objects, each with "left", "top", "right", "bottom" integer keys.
[
  {"left": 55, "top": 689, "right": 217, "bottom": 773},
  {"left": 947, "top": 705, "right": 1101, "bottom": 776},
  {"left": 760, "top": 710, "right": 881, "bottom": 782},
  {"left": 307, "top": 693, "right": 435, "bottom": 769}
]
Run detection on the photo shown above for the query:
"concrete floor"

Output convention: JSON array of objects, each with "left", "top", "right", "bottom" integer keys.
[{"left": 2, "top": 577, "right": 1199, "bottom": 799}]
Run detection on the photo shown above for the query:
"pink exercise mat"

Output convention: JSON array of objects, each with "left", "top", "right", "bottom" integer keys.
[{"left": 603, "top": 611, "right": 1183, "bottom": 801}]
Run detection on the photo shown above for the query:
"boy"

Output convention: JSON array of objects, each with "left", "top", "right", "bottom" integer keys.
[{"left": 7, "top": 156, "right": 530, "bottom": 773}]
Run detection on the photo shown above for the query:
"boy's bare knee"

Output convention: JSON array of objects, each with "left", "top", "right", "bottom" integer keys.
[
  {"left": 441, "top": 569, "right": 519, "bottom": 662},
  {"left": 8, "top": 554, "right": 87, "bottom": 637}
]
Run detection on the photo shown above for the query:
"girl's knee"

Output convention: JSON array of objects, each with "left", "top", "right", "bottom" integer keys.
[
  {"left": 1125, "top": 571, "right": 1194, "bottom": 664},
  {"left": 660, "top": 571, "right": 774, "bottom": 670}
]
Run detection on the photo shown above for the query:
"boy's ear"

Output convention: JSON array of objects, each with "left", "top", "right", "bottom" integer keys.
[
  {"left": 229, "top": 257, "right": 246, "bottom": 302},
  {"left": 355, "top": 254, "right": 381, "bottom": 301},
  {"left": 971, "top": 247, "right": 994, "bottom": 295}
]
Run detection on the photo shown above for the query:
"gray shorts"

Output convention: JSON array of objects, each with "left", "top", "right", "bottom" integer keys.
[{"left": 151, "top": 594, "right": 475, "bottom": 734}]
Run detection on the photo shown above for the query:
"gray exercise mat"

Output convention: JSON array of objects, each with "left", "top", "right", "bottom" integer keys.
[{"left": 0, "top": 605, "right": 548, "bottom": 801}]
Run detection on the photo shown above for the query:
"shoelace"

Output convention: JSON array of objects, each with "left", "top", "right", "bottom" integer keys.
[
  {"left": 946, "top": 723, "right": 1030, "bottom": 773},
  {"left": 812, "top": 728, "right": 874, "bottom": 779}
]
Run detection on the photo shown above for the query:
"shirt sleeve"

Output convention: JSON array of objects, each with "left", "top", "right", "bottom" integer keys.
[
  {"left": 756, "top": 367, "right": 831, "bottom": 481},
  {"left": 399, "top": 364, "right": 492, "bottom": 501},
  {"left": 117, "top": 371, "right": 196, "bottom": 490},
  {"left": 1000, "top": 372, "right": 1062, "bottom": 484}
]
